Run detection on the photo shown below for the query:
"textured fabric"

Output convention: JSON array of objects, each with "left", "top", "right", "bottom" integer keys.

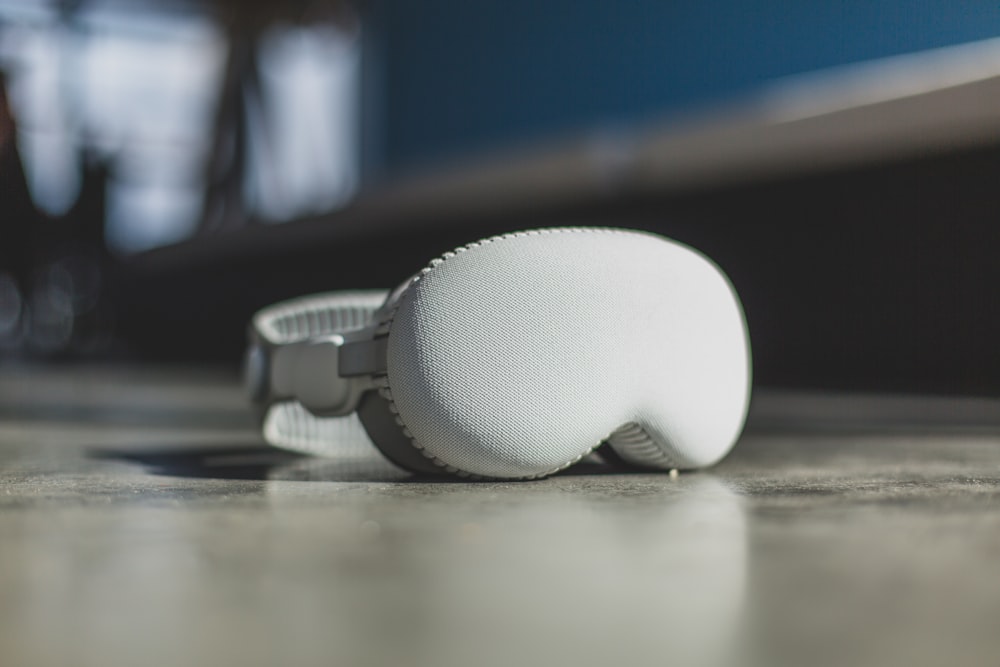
[{"left": 379, "top": 228, "right": 750, "bottom": 479}]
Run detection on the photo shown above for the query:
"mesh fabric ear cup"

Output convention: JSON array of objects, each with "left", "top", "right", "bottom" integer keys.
[
  {"left": 253, "top": 291, "right": 400, "bottom": 468},
  {"left": 376, "top": 228, "right": 751, "bottom": 479}
]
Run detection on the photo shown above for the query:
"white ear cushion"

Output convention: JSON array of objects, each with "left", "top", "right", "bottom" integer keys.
[
  {"left": 254, "top": 290, "right": 401, "bottom": 471},
  {"left": 381, "top": 228, "right": 751, "bottom": 479}
]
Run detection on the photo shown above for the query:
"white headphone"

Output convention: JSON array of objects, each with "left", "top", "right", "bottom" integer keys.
[{"left": 247, "top": 227, "right": 751, "bottom": 479}]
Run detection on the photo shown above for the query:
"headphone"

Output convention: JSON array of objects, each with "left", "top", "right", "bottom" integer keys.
[{"left": 247, "top": 227, "right": 751, "bottom": 479}]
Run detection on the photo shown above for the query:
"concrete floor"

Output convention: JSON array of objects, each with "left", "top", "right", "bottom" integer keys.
[{"left": 2, "top": 365, "right": 1000, "bottom": 667}]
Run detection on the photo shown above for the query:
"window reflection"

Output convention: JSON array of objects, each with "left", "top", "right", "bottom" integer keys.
[
  {"left": 0, "top": 3, "right": 361, "bottom": 254},
  {"left": 247, "top": 23, "right": 360, "bottom": 222}
]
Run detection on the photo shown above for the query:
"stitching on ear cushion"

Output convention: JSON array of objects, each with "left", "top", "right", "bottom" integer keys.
[
  {"left": 372, "top": 375, "right": 606, "bottom": 480},
  {"left": 373, "top": 378, "right": 477, "bottom": 477},
  {"left": 373, "top": 227, "right": 658, "bottom": 480}
]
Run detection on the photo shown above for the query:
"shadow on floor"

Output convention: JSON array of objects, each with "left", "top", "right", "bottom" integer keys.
[
  {"left": 89, "top": 443, "right": 640, "bottom": 482},
  {"left": 91, "top": 444, "right": 310, "bottom": 481}
]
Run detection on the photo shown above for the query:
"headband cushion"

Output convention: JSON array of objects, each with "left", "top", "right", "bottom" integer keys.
[{"left": 380, "top": 228, "right": 750, "bottom": 479}]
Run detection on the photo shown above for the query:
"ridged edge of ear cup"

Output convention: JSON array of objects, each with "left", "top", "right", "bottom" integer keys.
[
  {"left": 356, "top": 390, "right": 452, "bottom": 476},
  {"left": 368, "top": 373, "right": 605, "bottom": 480}
]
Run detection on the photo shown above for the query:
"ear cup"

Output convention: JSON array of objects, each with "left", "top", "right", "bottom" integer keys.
[{"left": 375, "top": 228, "right": 751, "bottom": 479}]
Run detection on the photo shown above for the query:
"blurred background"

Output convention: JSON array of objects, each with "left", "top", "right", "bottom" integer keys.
[{"left": 3, "top": 0, "right": 1000, "bottom": 393}]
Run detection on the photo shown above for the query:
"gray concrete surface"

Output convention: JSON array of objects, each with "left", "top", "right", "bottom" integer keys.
[{"left": 2, "top": 365, "right": 1000, "bottom": 667}]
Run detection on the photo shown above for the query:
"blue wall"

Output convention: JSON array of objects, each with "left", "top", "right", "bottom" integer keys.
[{"left": 370, "top": 1, "right": 1000, "bottom": 175}]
